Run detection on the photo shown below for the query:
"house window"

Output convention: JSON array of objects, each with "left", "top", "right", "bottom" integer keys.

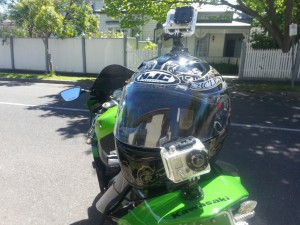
[{"left": 195, "top": 34, "right": 209, "bottom": 57}]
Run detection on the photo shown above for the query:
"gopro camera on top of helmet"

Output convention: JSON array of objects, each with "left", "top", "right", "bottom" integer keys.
[{"left": 164, "top": 6, "right": 197, "bottom": 36}]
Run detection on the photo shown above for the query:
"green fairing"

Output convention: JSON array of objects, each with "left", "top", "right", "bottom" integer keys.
[
  {"left": 95, "top": 106, "right": 118, "bottom": 142},
  {"left": 119, "top": 175, "right": 249, "bottom": 224},
  {"left": 86, "top": 99, "right": 99, "bottom": 112}
]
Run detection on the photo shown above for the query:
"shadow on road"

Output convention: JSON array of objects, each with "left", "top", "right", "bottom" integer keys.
[
  {"left": 0, "top": 78, "right": 36, "bottom": 87},
  {"left": 220, "top": 87, "right": 300, "bottom": 225},
  {"left": 26, "top": 86, "right": 91, "bottom": 139},
  {"left": 70, "top": 193, "right": 102, "bottom": 225}
]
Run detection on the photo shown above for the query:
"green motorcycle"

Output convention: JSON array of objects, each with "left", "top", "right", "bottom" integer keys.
[{"left": 60, "top": 6, "right": 257, "bottom": 225}]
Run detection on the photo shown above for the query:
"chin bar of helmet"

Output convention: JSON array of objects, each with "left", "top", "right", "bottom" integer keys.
[{"left": 160, "top": 137, "right": 210, "bottom": 183}]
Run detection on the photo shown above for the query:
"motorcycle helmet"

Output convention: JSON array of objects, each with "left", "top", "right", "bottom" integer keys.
[{"left": 114, "top": 51, "right": 231, "bottom": 189}]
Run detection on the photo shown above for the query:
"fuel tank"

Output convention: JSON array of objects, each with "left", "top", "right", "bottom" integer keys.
[{"left": 118, "top": 162, "right": 249, "bottom": 225}]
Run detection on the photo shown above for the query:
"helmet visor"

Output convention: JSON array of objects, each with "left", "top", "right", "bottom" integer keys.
[{"left": 115, "top": 83, "right": 230, "bottom": 148}]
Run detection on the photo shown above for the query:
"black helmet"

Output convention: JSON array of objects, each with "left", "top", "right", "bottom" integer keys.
[{"left": 114, "top": 51, "right": 231, "bottom": 189}]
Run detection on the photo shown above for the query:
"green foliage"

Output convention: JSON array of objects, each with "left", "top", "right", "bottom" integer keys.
[
  {"left": 0, "top": 27, "right": 27, "bottom": 38},
  {"left": 103, "top": 0, "right": 195, "bottom": 28},
  {"left": 62, "top": 2, "right": 99, "bottom": 37},
  {"left": 34, "top": 5, "right": 63, "bottom": 37},
  {"left": 211, "top": 63, "right": 238, "bottom": 75},
  {"left": 8, "top": 0, "right": 99, "bottom": 38},
  {"left": 91, "top": 30, "right": 123, "bottom": 38},
  {"left": 0, "top": 72, "right": 96, "bottom": 82},
  {"left": 102, "top": 0, "right": 298, "bottom": 52},
  {"left": 213, "top": 0, "right": 297, "bottom": 52},
  {"left": 236, "top": 82, "right": 300, "bottom": 92},
  {"left": 7, "top": 0, "right": 99, "bottom": 72},
  {"left": 250, "top": 31, "right": 279, "bottom": 49},
  {"left": 143, "top": 41, "right": 157, "bottom": 50}
]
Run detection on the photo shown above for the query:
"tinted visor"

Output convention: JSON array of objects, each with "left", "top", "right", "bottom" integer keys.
[{"left": 115, "top": 83, "right": 230, "bottom": 148}]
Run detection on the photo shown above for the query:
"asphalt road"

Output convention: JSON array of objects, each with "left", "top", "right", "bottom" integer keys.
[
  {"left": 0, "top": 79, "right": 299, "bottom": 225},
  {"left": 0, "top": 80, "right": 100, "bottom": 225}
]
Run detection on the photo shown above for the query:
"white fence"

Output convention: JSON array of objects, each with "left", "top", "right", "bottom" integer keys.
[
  {"left": 126, "top": 49, "right": 158, "bottom": 71},
  {"left": 239, "top": 42, "right": 300, "bottom": 80},
  {"left": 0, "top": 37, "right": 124, "bottom": 74},
  {"left": 3, "top": 36, "right": 300, "bottom": 81}
]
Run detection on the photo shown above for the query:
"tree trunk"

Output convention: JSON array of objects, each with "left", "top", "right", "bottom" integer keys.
[
  {"left": 42, "top": 36, "right": 53, "bottom": 73},
  {"left": 220, "top": 0, "right": 293, "bottom": 53}
]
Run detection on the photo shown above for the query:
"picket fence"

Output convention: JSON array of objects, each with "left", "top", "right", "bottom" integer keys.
[
  {"left": 239, "top": 42, "right": 300, "bottom": 80},
  {"left": 126, "top": 49, "right": 158, "bottom": 71}
]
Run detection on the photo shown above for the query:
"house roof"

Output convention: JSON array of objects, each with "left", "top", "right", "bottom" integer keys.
[
  {"left": 197, "top": 4, "right": 232, "bottom": 12},
  {"left": 197, "top": 21, "right": 251, "bottom": 28},
  {"left": 195, "top": 4, "right": 252, "bottom": 26}
]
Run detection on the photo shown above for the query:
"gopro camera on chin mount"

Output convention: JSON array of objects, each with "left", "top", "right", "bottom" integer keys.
[
  {"left": 164, "top": 6, "right": 197, "bottom": 37},
  {"left": 160, "top": 137, "right": 211, "bottom": 183}
]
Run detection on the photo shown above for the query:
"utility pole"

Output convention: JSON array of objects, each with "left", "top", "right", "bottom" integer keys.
[{"left": 289, "top": 23, "right": 297, "bottom": 88}]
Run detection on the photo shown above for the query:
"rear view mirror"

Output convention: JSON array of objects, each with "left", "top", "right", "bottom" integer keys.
[{"left": 60, "top": 87, "right": 81, "bottom": 101}]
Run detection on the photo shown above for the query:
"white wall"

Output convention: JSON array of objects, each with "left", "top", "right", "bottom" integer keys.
[
  {"left": 0, "top": 39, "right": 11, "bottom": 69},
  {"left": 14, "top": 38, "right": 45, "bottom": 70},
  {"left": 49, "top": 38, "right": 83, "bottom": 73},
  {"left": 85, "top": 38, "right": 124, "bottom": 73},
  {"left": 140, "top": 21, "right": 157, "bottom": 41},
  {"left": 209, "top": 33, "right": 225, "bottom": 57},
  {"left": 0, "top": 37, "right": 124, "bottom": 74}
]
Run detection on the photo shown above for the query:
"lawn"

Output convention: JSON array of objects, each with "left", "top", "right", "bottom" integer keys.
[{"left": 0, "top": 72, "right": 96, "bottom": 82}]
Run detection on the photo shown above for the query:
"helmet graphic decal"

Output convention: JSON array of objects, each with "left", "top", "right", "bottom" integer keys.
[
  {"left": 161, "top": 61, "right": 180, "bottom": 73},
  {"left": 178, "top": 74, "right": 203, "bottom": 83},
  {"left": 136, "top": 165, "right": 156, "bottom": 185},
  {"left": 135, "top": 71, "right": 181, "bottom": 85},
  {"left": 190, "top": 76, "right": 223, "bottom": 90}
]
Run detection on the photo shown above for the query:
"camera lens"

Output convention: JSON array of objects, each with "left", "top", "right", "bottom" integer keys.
[{"left": 187, "top": 150, "right": 208, "bottom": 171}]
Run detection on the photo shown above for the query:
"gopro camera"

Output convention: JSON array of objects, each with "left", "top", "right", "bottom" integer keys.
[
  {"left": 164, "top": 6, "right": 197, "bottom": 36},
  {"left": 160, "top": 137, "right": 210, "bottom": 183}
]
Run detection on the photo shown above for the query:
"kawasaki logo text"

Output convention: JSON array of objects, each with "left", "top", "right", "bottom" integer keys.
[{"left": 171, "top": 196, "right": 230, "bottom": 219}]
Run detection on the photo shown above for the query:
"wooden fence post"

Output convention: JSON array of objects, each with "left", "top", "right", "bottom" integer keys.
[
  {"left": 123, "top": 33, "right": 127, "bottom": 67},
  {"left": 9, "top": 34, "right": 15, "bottom": 70},
  {"left": 292, "top": 40, "right": 300, "bottom": 82},
  {"left": 81, "top": 34, "right": 86, "bottom": 74},
  {"left": 238, "top": 40, "right": 247, "bottom": 79}
]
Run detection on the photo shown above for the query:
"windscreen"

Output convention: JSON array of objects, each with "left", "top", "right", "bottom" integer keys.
[{"left": 90, "top": 64, "right": 134, "bottom": 98}]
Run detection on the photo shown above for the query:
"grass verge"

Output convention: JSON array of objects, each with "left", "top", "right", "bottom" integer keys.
[
  {"left": 235, "top": 82, "right": 300, "bottom": 93},
  {"left": 0, "top": 72, "right": 96, "bottom": 82},
  {"left": 1, "top": 71, "right": 299, "bottom": 94}
]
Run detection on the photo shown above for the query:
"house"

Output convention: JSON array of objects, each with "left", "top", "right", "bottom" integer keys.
[
  {"left": 159, "top": 5, "right": 252, "bottom": 59},
  {"left": 91, "top": 0, "right": 158, "bottom": 41},
  {"left": 195, "top": 5, "right": 251, "bottom": 58},
  {"left": 92, "top": 2, "right": 251, "bottom": 59}
]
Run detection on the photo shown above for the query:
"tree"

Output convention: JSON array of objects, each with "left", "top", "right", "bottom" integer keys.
[
  {"left": 35, "top": 2, "right": 63, "bottom": 72},
  {"left": 103, "top": 0, "right": 192, "bottom": 28},
  {"left": 103, "top": 0, "right": 299, "bottom": 52},
  {"left": 214, "top": 0, "right": 296, "bottom": 52},
  {"left": 8, "top": 0, "right": 99, "bottom": 71},
  {"left": 250, "top": 30, "right": 279, "bottom": 49},
  {"left": 9, "top": 0, "right": 99, "bottom": 38}
]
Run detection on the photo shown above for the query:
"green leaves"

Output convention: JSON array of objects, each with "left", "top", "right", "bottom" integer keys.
[
  {"left": 8, "top": 0, "right": 99, "bottom": 38},
  {"left": 35, "top": 5, "right": 63, "bottom": 37},
  {"left": 217, "top": 0, "right": 296, "bottom": 52},
  {"left": 103, "top": 0, "right": 193, "bottom": 28}
]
